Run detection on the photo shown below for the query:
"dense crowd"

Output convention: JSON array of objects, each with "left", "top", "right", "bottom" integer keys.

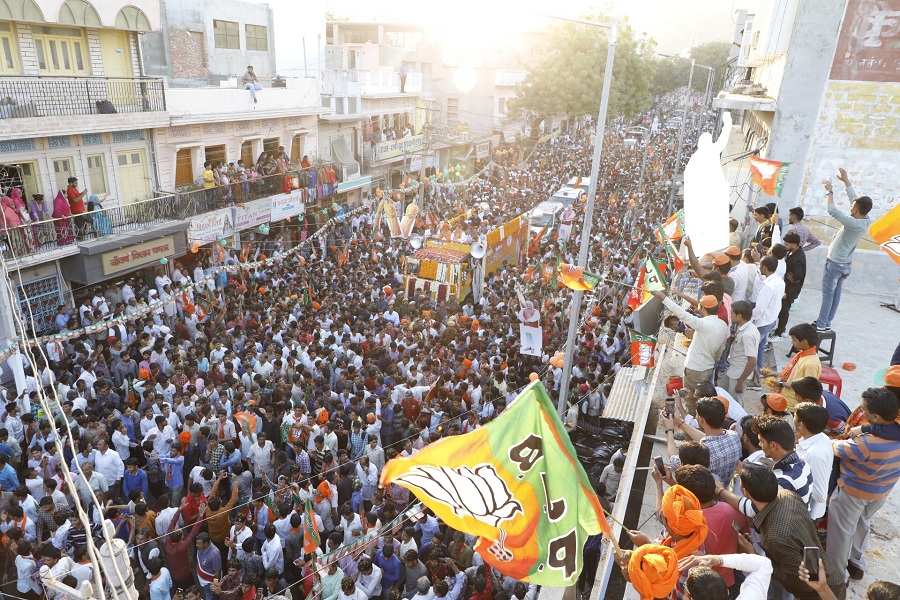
[{"left": 0, "top": 89, "right": 895, "bottom": 600}]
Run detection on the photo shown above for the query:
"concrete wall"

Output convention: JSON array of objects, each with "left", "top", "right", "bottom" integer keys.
[
  {"left": 765, "top": 0, "right": 846, "bottom": 215},
  {"left": 141, "top": 0, "right": 276, "bottom": 80}
]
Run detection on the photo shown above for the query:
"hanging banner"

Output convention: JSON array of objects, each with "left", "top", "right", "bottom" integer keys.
[
  {"left": 102, "top": 236, "right": 175, "bottom": 276},
  {"left": 270, "top": 190, "right": 305, "bottom": 222},
  {"left": 476, "top": 142, "right": 490, "bottom": 159},
  {"left": 233, "top": 199, "right": 272, "bottom": 231},
  {"left": 188, "top": 209, "right": 234, "bottom": 244},
  {"left": 520, "top": 324, "right": 543, "bottom": 357},
  {"left": 373, "top": 134, "right": 425, "bottom": 162}
]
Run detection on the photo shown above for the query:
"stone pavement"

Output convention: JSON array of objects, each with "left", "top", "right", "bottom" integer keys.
[{"left": 621, "top": 285, "right": 900, "bottom": 599}]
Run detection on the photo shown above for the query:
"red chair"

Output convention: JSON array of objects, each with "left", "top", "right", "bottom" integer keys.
[{"left": 820, "top": 366, "right": 843, "bottom": 397}]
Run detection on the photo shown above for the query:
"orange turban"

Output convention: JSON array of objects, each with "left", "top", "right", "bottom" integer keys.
[
  {"left": 178, "top": 431, "right": 192, "bottom": 454},
  {"left": 316, "top": 409, "right": 329, "bottom": 425},
  {"left": 316, "top": 481, "right": 332, "bottom": 499},
  {"left": 628, "top": 544, "right": 679, "bottom": 600},
  {"left": 661, "top": 485, "right": 708, "bottom": 558}
]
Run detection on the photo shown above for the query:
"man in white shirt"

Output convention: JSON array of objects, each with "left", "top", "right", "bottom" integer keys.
[
  {"left": 680, "top": 553, "right": 772, "bottom": 600},
  {"left": 750, "top": 256, "right": 785, "bottom": 374},
  {"left": 654, "top": 292, "right": 728, "bottom": 416},
  {"left": 261, "top": 523, "right": 284, "bottom": 572},
  {"left": 794, "top": 403, "right": 833, "bottom": 520},
  {"left": 144, "top": 416, "right": 176, "bottom": 456},
  {"left": 93, "top": 438, "right": 125, "bottom": 503},
  {"left": 720, "top": 301, "right": 760, "bottom": 406}
]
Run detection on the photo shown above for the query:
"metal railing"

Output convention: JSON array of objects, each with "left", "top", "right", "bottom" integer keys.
[
  {"left": 0, "top": 192, "right": 180, "bottom": 260},
  {"left": 0, "top": 76, "right": 166, "bottom": 119},
  {"left": 174, "top": 172, "right": 289, "bottom": 214}
]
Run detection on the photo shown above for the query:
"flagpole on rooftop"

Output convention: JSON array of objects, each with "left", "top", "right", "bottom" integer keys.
[{"left": 551, "top": 16, "right": 619, "bottom": 421}]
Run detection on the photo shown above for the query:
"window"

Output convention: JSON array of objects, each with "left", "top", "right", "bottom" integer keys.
[
  {"left": 85, "top": 154, "right": 108, "bottom": 195},
  {"left": 32, "top": 25, "right": 88, "bottom": 75},
  {"left": 498, "top": 97, "right": 506, "bottom": 115},
  {"left": 447, "top": 98, "right": 459, "bottom": 122},
  {"left": 213, "top": 20, "right": 240, "bottom": 50},
  {"left": 0, "top": 22, "right": 19, "bottom": 74},
  {"left": 51, "top": 157, "right": 75, "bottom": 192},
  {"left": 245, "top": 25, "right": 268, "bottom": 52}
]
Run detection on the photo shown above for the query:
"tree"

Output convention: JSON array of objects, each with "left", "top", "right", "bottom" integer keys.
[
  {"left": 508, "top": 18, "right": 656, "bottom": 123},
  {"left": 651, "top": 41, "right": 732, "bottom": 97}
]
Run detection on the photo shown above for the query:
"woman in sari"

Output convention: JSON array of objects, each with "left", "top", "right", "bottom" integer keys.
[
  {"left": 28, "top": 193, "right": 54, "bottom": 247},
  {"left": 0, "top": 193, "right": 30, "bottom": 255},
  {"left": 51, "top": 191, "right": 75, "bottom": 245},
  {"left": 8, "top": 188, "right": 36, "bottom": 252},
  {"left": 88, "top": 195, "right": 111, "bottom": 237}
]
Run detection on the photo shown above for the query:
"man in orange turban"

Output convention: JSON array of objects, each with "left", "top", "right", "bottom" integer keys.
[
  {"left": 660, "top": 484, "right": 709, "bottom": 559},
  {"left": 624, "top": 544, "right": 679, "bottom": 599}
]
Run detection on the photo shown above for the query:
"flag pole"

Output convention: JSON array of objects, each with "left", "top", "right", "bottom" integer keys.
[{"left": 556, "top": 20, "right": 618, "bottom": 421}]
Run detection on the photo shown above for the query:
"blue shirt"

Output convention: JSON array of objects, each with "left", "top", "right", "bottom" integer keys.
[
  {"left": 773, "top": 451, "right": 813, "bottom": 507},
  {"left": 0, "top": 443, "right": 14, "bottom": 458},
  {"left": 220, "top": 450, "right": 241, "bottom": 472},
  {"left": 374, "top": 552, "right": 402, "bottom": 588},
  {"left": 149, "top": 567, "right": 172, "bottom": 600},
  {"left": 0, "top": 464, "right": 17, "bottom": 490},
  {"left": 158, "top": 455, "right": 185, "bottom": 489},
  {"left": 123, "top": 469, "right": 149, "bottom": 500}
]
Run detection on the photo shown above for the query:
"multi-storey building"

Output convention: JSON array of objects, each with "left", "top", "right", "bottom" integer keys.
[{"left": 713, "top": 0, "right": 900, "bottom": 294}]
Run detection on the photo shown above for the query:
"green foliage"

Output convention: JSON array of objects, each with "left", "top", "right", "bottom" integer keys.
[
  {"left": 652, "top": 41, "right": 732, "bottom": 96},
  {"left": 507, "top": 18, "right": 656, "bottom": 121}
]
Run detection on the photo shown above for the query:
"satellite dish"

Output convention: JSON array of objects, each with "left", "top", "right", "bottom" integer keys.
[
  {"left": 409, "top": 234, "right": 423, "bottom": 249},
  {"left": 470, "top": 241, "right": 486, "bottom": 259}
]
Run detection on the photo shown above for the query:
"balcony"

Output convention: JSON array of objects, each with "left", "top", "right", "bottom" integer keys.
[
  {"left": 165, "top": 77, "right": 321, "bottom": 124},
  {"left": 0, "top": 76, "right": 169, "bottom": 141}
]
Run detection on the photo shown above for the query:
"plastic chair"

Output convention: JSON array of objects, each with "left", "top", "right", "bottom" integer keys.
[{"left": 820, "top": 365, "right": 843, "bottom": 397}]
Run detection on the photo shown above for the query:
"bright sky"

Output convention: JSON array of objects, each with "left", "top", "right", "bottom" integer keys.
[{"left": 316, "top": 0, "right": 736, "bottom": 54}]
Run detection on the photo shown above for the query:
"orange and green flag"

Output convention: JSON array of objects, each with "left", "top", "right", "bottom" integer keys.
[
  {"left": 630, "top": 330, "right": 658, "bottom": 367},
  {"left": 302, "top": 498, "right": 321, "bottom": 554},
  {"left": 654, "top": 210, "right": 685, "bottom": 242},
  {"left": 643, "top": 256, "right": 668, "bottom": 292},
  {"left": 380, "top": 381, "right": 610, "bottom": 586},
  {"left": 749, "top": 157, "right": 790, "bottom": 197},
  {"left": 559, "top": 263, "right": 602, "bottom": 291},
  {"left": 869, "top": 202, "right": 900, "bottom": 267}
]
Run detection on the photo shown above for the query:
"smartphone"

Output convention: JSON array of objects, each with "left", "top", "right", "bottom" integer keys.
[
  {"left": 654, "top": 456, "right": 666, "bottom": 476},
  {"left": 731, "top": 521, "right": 742, "bottom": 534},
  {"left": 665, "top": 397, "right": 675, "bottom": 417},
  {"left": 803, "top": 547, "right": 820, "bottom": 581}
]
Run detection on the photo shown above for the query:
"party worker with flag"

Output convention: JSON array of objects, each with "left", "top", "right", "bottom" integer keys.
[{"left": 380, "top": 381, "right": 612, "bottom": 586}]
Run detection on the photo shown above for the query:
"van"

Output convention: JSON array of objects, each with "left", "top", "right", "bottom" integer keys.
[
  {"left": 530, "top": 201, "right": 565, "bottom": 239},
  {"left": 548, "top": 187, "right": 586, "bottom": 207}
]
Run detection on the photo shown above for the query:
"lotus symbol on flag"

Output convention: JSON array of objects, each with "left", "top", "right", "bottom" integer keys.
[
  {"left": 882, "top": 235, "right": 900, "bottom": 259},
  {"left": 639, "top": 344, "right": 653, "bottom": 365},
  {"left": 393, "top": 464, "right": 524, "bottom": 528}
]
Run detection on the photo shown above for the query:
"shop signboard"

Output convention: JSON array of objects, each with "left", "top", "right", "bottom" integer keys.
[
  {"left": 373, "top": 134, "right": 424, "bottom": 162},
  {"left": 233, "top": 199, "right": 272, "bottom": 231},
  {"left": 102, "top": 236, "right": 175, "bottom": 276},
  {"left": 409, "top": 153, "right": 435, "bottom": 172},
  {"left": 188, "top": 208, "right": 234, "bottom": 244},
  {"left": 270, "top": 190, "right": 305, "bottom": 222},
  {"left": 476, "top": 142, "right": 490, "bottom": 159}
]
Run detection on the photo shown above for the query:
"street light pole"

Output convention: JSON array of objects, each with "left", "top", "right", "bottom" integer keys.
[
  {"left": 667, "top": 58, "right": 694, "bottom": 214},
  {"left": 554, "top": 19, "right": 618, "bottom": 420}
]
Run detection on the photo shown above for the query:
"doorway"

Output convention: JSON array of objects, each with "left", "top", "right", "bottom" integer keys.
[
  {"left": 241, "top": 141, "right": 255, "bottom": 167},
  {"left": 290, "top": 135, "right": 305, "bottom": 163},
  {"left": 174, "top": 148, "right": 193, "bottom": 188},
  {"left": 99, "top": 30, "right": 134, "bottom": 106},
  {"left": 115, "top": 149, "right": 149, "bottom": 204},
  {"left": 205, "top": 145, "right": 226, "bottom": 166}
]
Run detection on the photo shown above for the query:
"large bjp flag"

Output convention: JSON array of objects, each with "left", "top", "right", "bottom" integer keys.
[
  {"left": 381, "top": 382, "right": 610, "bottom": 587},
  {"left": 869, "top": 202, "right": 900, "bottom": 266}
]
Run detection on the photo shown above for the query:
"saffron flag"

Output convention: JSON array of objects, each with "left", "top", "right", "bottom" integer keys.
[
  {"left": 630, "top": 331, "right": 658, "bottom": 367},
  {"left": 559, "top": 263, "right": 602, "bottom": 291},
  {"left": 658, "top": 227, "right": 685, "bottom": 275},
  {"left": 380, "top": 381, "right": 611, "bottom": 586},
  {"left": 749, "top": 157, "right": 790, "bottom": 197},
  {"left": 643, "top": 256, "right": 668, "bottom": 291},
  {"left": 869, "top": 202, "right": 900, "bottom": 267},
  {"left": 303, "top": 498, "right": 321, "bottom": 554},
  {"left": 627, "top": 267, "right": 646, "bottom": 310},
  {"left": 654, "top": 210, "right": 685, "bottom": 243}
]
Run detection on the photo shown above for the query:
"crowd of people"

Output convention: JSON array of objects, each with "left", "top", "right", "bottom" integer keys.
[{"left": 0, "top": 87, "right": 894, "bottom": 600}]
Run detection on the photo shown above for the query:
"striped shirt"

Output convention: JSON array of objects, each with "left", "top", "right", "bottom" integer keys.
[
  {"left": 738, "top": 451, "right": 812, "bottom": 518},
  {"left": 834, "top": 433, "right": 900, "bottom": 500}
]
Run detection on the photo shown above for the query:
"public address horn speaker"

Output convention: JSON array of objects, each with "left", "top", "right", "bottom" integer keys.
[{"left": 470, "top": 241, "right": 486, "bottom": 259}]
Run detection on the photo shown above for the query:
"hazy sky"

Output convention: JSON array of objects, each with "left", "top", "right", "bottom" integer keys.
[{"left": 318, "top": 0, "right": 736, "bottom": 54}]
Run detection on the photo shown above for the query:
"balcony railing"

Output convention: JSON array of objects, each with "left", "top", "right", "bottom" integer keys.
[{"left": 0, "top": 76, "right": 166, "bottom": 119}]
